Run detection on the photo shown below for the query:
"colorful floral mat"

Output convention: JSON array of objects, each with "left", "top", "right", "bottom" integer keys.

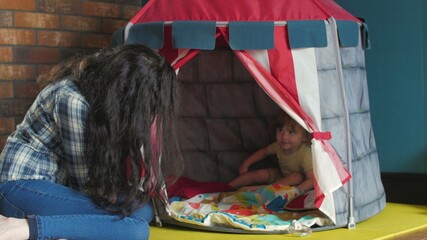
[{"left": 168, "top": 184, "right": 331, "bottom": 232}]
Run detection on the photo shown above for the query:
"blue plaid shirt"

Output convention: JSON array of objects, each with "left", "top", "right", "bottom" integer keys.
[{"left": 0, "top": 79, "right": 89, "bottom": 190}]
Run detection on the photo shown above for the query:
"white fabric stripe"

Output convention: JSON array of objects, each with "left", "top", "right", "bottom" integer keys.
[
  {"left": 292, "top": 48, "right": 344, "bottom": 224},
  {"left": 292, "top": 48, "right": 343, "bottom": 224},
  {"left": 319, "top": 192, "right": 335, "bottom": 226},
  {"left": 171, "top": 49, "right": 191, "bottom": 66},
  {"left": 312, "top": 140, "right": 340, "bottom": 223},
  {"left": 124, "top": 22, "right": 133, "bottom": 41},
  {"left": 245, "top": 50, "right": 271, "bottom": 74},
  {"left": 291, "top": 48, "right": 322, "bottom": 129}
]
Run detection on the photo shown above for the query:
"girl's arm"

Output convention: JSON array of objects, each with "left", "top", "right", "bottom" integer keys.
[
  {"left": 239, "top": 146, "right": 269, "bottom": 175},
  {"left": 295, "top": 170, "right": 315, "bottom": 193}
]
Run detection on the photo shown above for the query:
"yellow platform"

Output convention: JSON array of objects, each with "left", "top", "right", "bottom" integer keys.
[{"left": 149, "top": 203, "right": 427, "bottom": 240}]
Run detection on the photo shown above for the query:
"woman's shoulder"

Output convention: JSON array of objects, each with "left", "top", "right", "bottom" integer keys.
[
  {"left": 43, "top": 79, "right": 87, "bottom": 103},
  {"left": 34, "top": 79, "right": 88, "bottom": 115},
  {"left": 44, "top": 78, "right": 80, "bottom": 94}
]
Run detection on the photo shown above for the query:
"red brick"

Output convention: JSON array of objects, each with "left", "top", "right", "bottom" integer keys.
[
  {"left": 15, "top": 81, "right": 40, "bottom": 98},
  {"left": 0, "top": 28, "right": 36, "bottom": 45},
  {"left": 0, "top": 82, "right": 13, "bottom": 98},
  {"left": 103, "top": 19, "right": 127, "bottom": 34},
  {"left": 82, "top": 2, "right": 120, "bottom": 18},
  {"left": 0, "top": 64, "right": 36, "bottom": 80},
  {"left": 122, "top": 5, "right": 140, "bottom": 19},
  {"left": 37, "top": 0, "right": 80, "bottom": 14},
  {"left": 15, "top": 12, "right": 59, "bottom": 29},
  {"left": 60, "top": 48, "right": 97, "bottom": 61},
  {"left": 0, "top": 99, "right": 34, "bottom": 117},
  {"left": 0, "top": 11, "right": 12, "bottom": 27},
  {"left": 61, "top": 15, "right": 102, "bottom": 32},
  {"left": 0, "top": 0, "right": 36, "bottom": 11},
  {"left": 82, "top": 33, "right": 111, "bottom": 49},
  {"left": 0, "top": 117, "right": 15, "bottom": 134},
  {"left": 38, "top": 30, "right": 81, "bottom": 47},
  {"left": 0, "top": 47, "right": 13, "bottom": 62},
  {"left": 15, "top": 47, "right": 60, "bottom": 64}
]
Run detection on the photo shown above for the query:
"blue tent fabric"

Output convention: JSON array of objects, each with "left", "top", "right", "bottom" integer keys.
[
  {"left": 172, "top": 21, "right": 216, "bottom": 50},
  {"left": 111, "top": 27, "right": 125, "bottom": 47},
  {"left": 126, "top": 22, "right": 165, "bottom": 49},
  {"left": 229, "top": 22, "right": 275, "bottom": 50},
  {"left": 361, "top": 23, "right": 371, "bottom": 49},
  {"left": 337, "top": 20, "right": 359, "bottom": 47},
  {"left": 287, "top": 20, "right": 327, "bottom": 49}
]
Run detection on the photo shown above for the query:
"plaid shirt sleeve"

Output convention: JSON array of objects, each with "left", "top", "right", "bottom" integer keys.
[{"left": 54, "top": 90, "right": 89, "bottom": 190}]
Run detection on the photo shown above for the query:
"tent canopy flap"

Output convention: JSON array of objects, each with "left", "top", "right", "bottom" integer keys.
[
  {"left": 229, "top": 22, "right": 275, "bottom": 50},
  {"left": 126, "top": 22, "right": 164, "bottom": 48},
  {"left": 336, "top": 20, "right": 359, "bottom": 47},
  {"left": 287, "top": 20, "right": 327, "bottom": 48},
  {"left": 172, "top": 21, "right": 216, "bottom": 50},
  {"left": 125, "top": 20, "right": 364, "bottom": 50}
]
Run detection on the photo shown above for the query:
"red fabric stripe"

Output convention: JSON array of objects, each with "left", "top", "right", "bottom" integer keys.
[
  {"left": 159, "top": 26, "right": 178, "bottom": 65},
  {"left": 268, "top": 26, "right": 299, "bottom": 104},
  {"left": 312, "top": 131, "right": 332, "bottom": 140},
  {"left": 312, "top": 0, "right": 360, "bottom": 21}
]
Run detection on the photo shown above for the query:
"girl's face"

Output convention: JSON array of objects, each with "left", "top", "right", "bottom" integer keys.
[{"left": 276, "top": 124, "right": 308, "bottom": 155}]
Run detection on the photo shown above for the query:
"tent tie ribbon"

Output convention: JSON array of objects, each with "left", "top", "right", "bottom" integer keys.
[{"left": 311, "top": 131, "right": 332, "bottom": 140}]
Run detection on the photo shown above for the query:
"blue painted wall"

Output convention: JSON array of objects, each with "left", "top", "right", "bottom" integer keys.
[{"left": 336, "top": 0, "right": 427, "bottom": 173}]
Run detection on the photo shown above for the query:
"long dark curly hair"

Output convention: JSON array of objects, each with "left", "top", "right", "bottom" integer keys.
[{"left": 38, "top": 44, "right": 183, "bottom": 216}]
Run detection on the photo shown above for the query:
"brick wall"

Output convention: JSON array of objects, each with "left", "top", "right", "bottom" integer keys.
[{"left": 0, "top": 0, "right": 142, "bottom": 151}]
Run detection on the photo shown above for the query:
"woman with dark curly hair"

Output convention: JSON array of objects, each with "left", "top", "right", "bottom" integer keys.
[{"left": 0, "top": 44, "right": 183, "bottom": 240}]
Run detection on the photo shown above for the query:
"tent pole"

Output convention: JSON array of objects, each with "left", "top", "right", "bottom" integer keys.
[{"left": 329, "top": 17, "right": 356, "bottom": 229}]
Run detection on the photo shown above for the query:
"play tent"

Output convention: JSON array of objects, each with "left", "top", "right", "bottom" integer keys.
[{"left": 114, "top": 0, "right": 386, "bottom": 233}]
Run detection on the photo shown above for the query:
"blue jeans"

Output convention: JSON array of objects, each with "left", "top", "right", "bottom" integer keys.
[{"left": 0, "top": 180, "right": 154, "bottom": 240}]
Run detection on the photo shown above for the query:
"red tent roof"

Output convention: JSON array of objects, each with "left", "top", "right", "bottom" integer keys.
[{"left": 130, "top": 0, "right": 359, "bottom": 23}]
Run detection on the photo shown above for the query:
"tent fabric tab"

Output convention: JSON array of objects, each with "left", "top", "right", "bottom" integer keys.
[
  {"left": 229, "top": 22, "right": 274, "bottom": 50},
  {"left": 361, "top": 23, "right": 370, "bottom": 49},
  {"left": 172, "top": 21, "right": 216, "bottom": 50},
  {"left": 111, "top": 27, "right": 125, "bottom": 47},
  {"left": 287, "top": 20, "right": 327, "bottom": 49},
  {"left": 336, "top": 20, "right": 359, "bottom": 47},
  {"left": 126, "top": 22, "right": 164, "bottom": 49}
]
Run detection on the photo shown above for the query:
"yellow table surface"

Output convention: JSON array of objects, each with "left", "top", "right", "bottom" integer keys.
[{"left": 149, "top": 203, "right": 427, "bottom": 240}]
